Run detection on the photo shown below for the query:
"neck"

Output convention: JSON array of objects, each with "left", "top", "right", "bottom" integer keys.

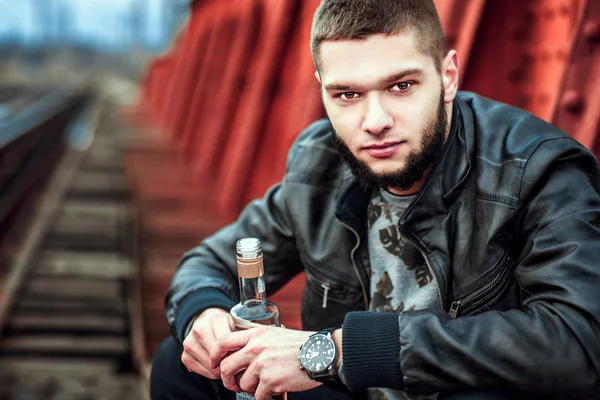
[{"left": 239, "top": 275, "right": 266, "bottom": 303}]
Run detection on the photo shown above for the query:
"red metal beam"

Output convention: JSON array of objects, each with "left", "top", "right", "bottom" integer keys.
[
  {"left": 551, "top": 0, "right": 600, "bottom": 152},
  {"left": 211, "top": 0, "right": 301, "bottom": 217},
  {"left": 462, "top": 0, "right": 583, "bottom": 122},
  {"left": 434, "top": 0, "right": 487, "bottom": 82},
  {"left": 162, "top": 1, "right": 213, "bottom": 140}
]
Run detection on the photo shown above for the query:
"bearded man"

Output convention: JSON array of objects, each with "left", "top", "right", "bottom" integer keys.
[{"left": 151, "top": 1, "right": 600, "bottom": 399}]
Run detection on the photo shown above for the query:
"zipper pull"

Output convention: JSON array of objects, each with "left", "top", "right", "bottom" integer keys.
[
  {"left": 321, "top": 283, "right": 330, "bottom": 308},
  {"left": 449, "top": 299, "right": 462, "bottom": 319}
]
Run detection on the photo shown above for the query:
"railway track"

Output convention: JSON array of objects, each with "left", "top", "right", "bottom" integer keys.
[{"left": 0, "top": 96, "right": 146, "bottom": 400}]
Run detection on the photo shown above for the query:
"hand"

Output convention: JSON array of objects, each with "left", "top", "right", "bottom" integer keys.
[
  {"left": 210, "top": 326, "right": 321, "bottom": 399},
  {"left": 181, "top": 308, "right": 234, "bottom": 379}
]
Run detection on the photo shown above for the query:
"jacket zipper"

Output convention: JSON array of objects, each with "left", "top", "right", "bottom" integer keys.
[
  {"left": 321, "top": 283, "right": 330, "bottom": 308},
  {"left": 337, "top": 219, "right": 369, "bottom": 310},
  {"left": 391, "top": 113, "right": 459, "bottom": 313},
  {"left": 401, "top": 229, "right": 444, "bottom": 311},
  {"left": 305, "top": 272, "right": 344, "bottom": 308},
  {"left": 449, "top": 254, "right": 513, "bottom": 319}
]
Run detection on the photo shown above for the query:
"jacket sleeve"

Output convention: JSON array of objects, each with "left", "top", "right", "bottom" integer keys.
[
  {"left": 342, "top": 138, "right": 600, "bottom": 396},
  {"left": 165, "top": 140, "right": 307, "bottom": 344}
]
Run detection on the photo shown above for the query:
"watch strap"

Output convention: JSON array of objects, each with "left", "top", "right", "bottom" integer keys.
[
  {"left": 337, "top": 358, "right": 346, "bottom": 385},
  {"left": 314, "top": 327, "right": 336, "bottom": 337}
]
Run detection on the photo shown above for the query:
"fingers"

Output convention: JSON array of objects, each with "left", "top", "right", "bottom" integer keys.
[
  {"left": 210, "top": 329, "right": 252, "bottom": 369},
  {"left": 254, "top": 379, "right": 282, "bottom": 400},
  {"left": 237, "top": 365, "right": 260, "bottom": 396},
  {"left": 186, "top": 322, "right": 215, "bottom": 359},
  {"left": 219, "top": 343, "right": 258, "bottom": 393},
  {"left": 181, "top": 349, "right": 219, "bottom": 379},
  {"left": 220, "top": 360, "right": 242, "bottom": 393},
  {"left": 215, "top": 326, "right": 314, "bottom": 397},
  {"left": 254, "top": 385, "right": 271, "bottom": 400},
  {"left": 183, "top": 337, "right": 221, "bottom": 374},
  {"left": 181, "top": 309, "right": 233, "bottom": 379},
  {"left": 197, "top": 310, "right": 234, "bottom": 366},
  {"left": 185, "top": 316, "right": 215, "bottom": 355}
]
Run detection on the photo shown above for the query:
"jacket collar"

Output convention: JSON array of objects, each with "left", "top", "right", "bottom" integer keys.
[
  {"left": 442, "top": 96, "right": 475, "bottom": 203},
  {"left": 335, "top": 96, "right": 474, "bottom": 235}
]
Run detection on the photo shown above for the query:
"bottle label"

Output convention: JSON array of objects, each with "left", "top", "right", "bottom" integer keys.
[{"left": 237, "top": 257, "right": 264, "bottom": 278}]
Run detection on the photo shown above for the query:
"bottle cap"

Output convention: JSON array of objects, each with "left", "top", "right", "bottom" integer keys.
[
  {"left": 236, "top": 238, "right": 262, "bottom": 259},
  {"left": 236, "top": 238, "right": 264, "bottom": 278}
]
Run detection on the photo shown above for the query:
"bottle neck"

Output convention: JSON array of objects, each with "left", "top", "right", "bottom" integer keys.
[
  {"left": 239, "top": 275, "right": 266, "bottom": 303},
  {"left": 237, "top": 257, "right": 266, "bottom": 303}
]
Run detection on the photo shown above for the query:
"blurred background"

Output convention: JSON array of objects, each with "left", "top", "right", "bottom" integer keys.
[
  {"left": 0, "top": 0, "right": 189, "bottom": 83},
  {"left": 0, "top": 0, "right": 598, "bottom": 399}
]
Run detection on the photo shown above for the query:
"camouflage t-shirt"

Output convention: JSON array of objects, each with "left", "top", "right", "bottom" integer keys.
[{"left": 366, "top": 188, "right": 438, "bottom": 400}]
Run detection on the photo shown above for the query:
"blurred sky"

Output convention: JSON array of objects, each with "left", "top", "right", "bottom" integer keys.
[{"left": 0, "top": 0, "right": 189, "bottom": 52}]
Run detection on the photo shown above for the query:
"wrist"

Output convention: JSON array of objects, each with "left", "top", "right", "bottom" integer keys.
[
  {"left": 185, "top": 308, "right": 230, "bottom": 340},
  {"left": 332, "top": 328, "right": 347, "bottom": 385},
  {"left": 174, "top": 289, "right": 236, "bottom": 343},
  {"left": 332, "top": 328, "right": 343, "bottom": 371},
  {"left": 198, "top": 307, "right": 229, "bottom": 320}
]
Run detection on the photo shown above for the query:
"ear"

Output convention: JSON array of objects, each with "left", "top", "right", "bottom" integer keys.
[
  {"left": 442, "top": 50, "right": 459, "bottom": 103},
  {"left": 314, "top": 71, "right": 322, "bottom": 85}
]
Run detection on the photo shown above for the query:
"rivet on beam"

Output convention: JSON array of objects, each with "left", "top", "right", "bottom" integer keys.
[
  {"left": 561, "top": 90, "right": 584, "bottom": 114},
  {"left": 583, "top": 21, "right": 600, "bottom": 44}
]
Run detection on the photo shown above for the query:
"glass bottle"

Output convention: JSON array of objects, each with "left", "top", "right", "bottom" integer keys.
[{"left": 230, "top": 238, "right": 286, "bottom": 400}]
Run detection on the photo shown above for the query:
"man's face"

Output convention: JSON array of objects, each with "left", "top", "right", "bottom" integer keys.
[{"left": 318, "top": 32, "right": 452, "bottom": 192}]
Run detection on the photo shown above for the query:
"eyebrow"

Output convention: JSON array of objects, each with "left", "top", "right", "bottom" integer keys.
[{"left": 324, "top": 68, "right": 425, "bottom": 91}]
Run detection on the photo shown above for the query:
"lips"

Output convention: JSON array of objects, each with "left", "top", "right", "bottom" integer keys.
[{"left": 364, "top": 141, "right": 404, "bottom": 158}]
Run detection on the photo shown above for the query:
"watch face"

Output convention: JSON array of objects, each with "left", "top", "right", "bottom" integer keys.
[{"left": 300, "top": 334, "right": 336, "bottom": 373}]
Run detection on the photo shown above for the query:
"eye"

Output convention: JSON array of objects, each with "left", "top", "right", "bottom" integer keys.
[
  {"left": 391, "top": 82, "right": 413, "bottom": 92},
  {"left": 337, "top": 92, "right": 359, "bottom": 101}
]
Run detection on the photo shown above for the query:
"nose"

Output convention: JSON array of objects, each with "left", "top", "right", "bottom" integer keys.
[{"left": 361, "top": 94, "right": 393, "bottom": 135}]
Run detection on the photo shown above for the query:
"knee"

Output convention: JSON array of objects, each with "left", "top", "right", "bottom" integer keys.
[
  {"left": 151, "top": 336, "right": 184, "bottom": 375},
  {"left": 150, "top": 336, "right": 185, "bottom": 399},
  {"left": 150, "top": 336, "right": 227, "bottom": 400}
]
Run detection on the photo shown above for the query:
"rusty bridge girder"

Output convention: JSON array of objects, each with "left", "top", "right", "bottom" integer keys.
[
  {"left": 133, "top": 0, "right": 600, "bottom": 218},
  {"left": 551, "top": 0, "right": 600, "bottom": 153}
]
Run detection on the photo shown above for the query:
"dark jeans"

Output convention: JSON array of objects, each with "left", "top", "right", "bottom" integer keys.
[{"left": 149, "top": 336, "right": 516, "bottom": 400}]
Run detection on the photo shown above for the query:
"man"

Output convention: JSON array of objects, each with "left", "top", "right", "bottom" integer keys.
[{"left": 150, "top": 0, "right": 600, "bottom": 399}]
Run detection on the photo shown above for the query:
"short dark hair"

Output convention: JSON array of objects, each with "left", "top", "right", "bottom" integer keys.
[{"left": 311, "top": 0, "right": 447, "bottom": 73}]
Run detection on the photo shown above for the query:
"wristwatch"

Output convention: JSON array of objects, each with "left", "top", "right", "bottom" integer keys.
[{"left": 298, "top": 327, "right": 339, "bottom": 382}]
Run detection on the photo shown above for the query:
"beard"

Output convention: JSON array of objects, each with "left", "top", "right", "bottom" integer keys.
[{"left": 332, "top": 89, "right": 448, "bottom": 192}]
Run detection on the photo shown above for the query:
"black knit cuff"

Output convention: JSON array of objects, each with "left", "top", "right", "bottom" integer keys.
[
  {"left": 342, "top": 311, "right": 404, "bottom": 391},
  {"left": 174, "top": 289, "right": 237, "bottom": 343}
]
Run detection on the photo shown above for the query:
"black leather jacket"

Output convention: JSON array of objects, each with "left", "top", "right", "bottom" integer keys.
[{"left": 166, "top": 91, "right": 600, "bottom": 396}]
